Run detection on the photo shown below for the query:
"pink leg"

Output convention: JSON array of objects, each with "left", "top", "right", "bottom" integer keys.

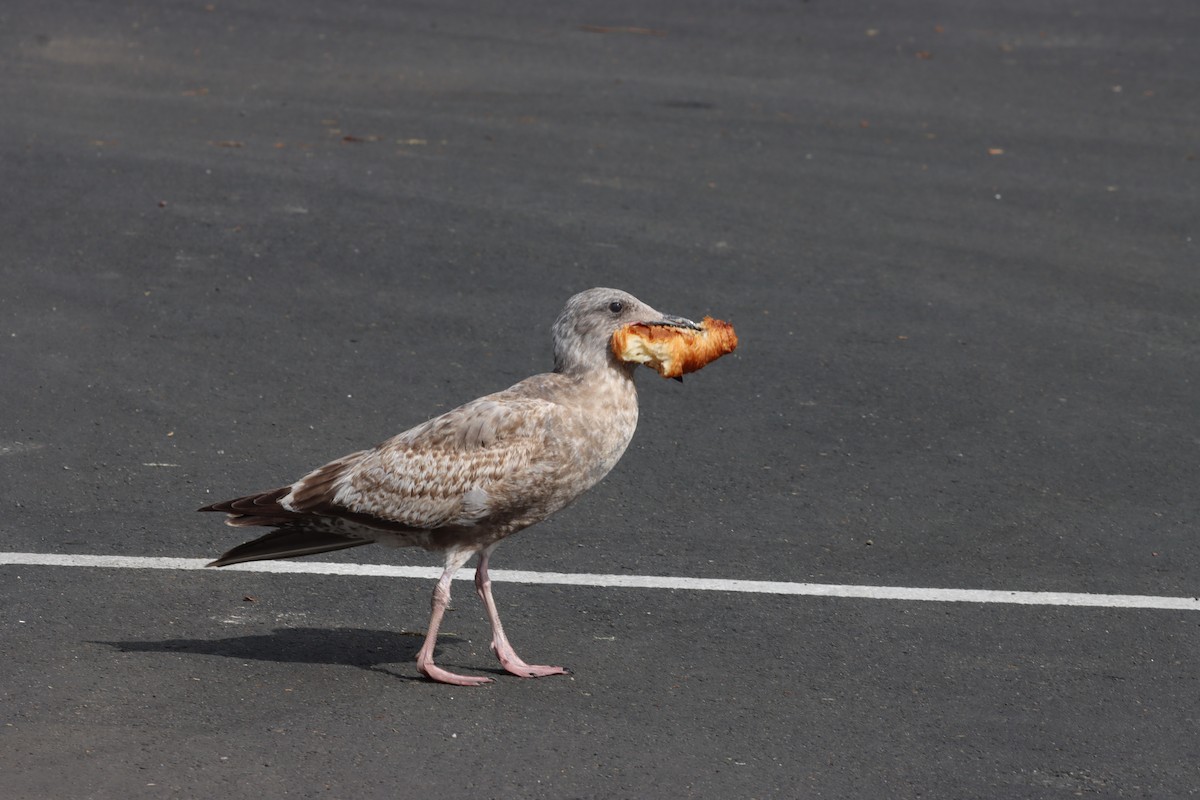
[
  {"left": 416, "top": 556, "right": 493, "bottom": 686},
  {"left": 475, "top": 547, "right": 567, "bottom": 679}
]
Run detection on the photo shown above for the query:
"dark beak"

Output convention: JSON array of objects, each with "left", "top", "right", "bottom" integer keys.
[{"left": 649, "top": 314, "right": 703, "bottom": 331}]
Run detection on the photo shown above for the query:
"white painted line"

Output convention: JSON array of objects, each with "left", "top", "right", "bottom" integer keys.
[{"left": 1, "top": 552, "right": 1197, "bottom": 610}]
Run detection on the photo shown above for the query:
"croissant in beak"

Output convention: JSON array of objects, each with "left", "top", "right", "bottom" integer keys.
[{"left": 611, "top": 316, "right": 738, "bottom": 379}]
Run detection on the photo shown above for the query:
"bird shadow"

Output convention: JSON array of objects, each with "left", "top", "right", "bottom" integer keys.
[{"left": 93, "top": 627, "right": 499, "bottom": 682}]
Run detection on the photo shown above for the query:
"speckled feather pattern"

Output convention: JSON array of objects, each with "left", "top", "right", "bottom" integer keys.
[
  {"left": 205, "top": 288, "right": 659, "bottom": 561},
  {"left": 289, "top": 371, "right": 638, "bottom": 550}
]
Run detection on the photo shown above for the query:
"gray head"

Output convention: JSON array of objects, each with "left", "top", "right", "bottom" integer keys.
[{"left": 552, "top": 287, "right": 698, "bottom": 375}]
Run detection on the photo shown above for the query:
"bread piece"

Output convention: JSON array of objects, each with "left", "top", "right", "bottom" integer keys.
[{"left": 611, "top": 316, "right": 738, "bottom": 379}]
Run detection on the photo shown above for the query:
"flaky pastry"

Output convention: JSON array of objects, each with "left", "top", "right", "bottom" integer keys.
[{"left": 611, "top": 316, "right": 738, "bottom": 379}]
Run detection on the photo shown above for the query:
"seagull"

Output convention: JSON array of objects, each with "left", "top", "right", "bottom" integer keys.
[{"left": 201, "top": 288, "right": 706, "bottom": 686}]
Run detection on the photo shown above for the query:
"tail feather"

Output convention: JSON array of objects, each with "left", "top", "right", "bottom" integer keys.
[
  {"left": 199, "top": 487, "right": 294, "bottom": 526},
  {"left": 201, "top": 487, "right": 373, "bottom": 567},
  {"left": 207, "top": 527, "right": 372, "bottom": 567}
]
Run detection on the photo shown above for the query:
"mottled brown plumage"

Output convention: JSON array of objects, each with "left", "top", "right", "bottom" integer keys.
[{"left": 201, "top": 288, "right": 722, "bottom": 685}]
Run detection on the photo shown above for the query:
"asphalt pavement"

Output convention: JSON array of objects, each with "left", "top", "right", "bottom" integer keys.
[{"left": 2, "top": 1, "right": 1198, "bottom": 797}]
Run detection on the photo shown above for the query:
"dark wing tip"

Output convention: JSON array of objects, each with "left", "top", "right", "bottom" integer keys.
[{"left": 206, "top": 528, "right": 372, "bottom": 568}]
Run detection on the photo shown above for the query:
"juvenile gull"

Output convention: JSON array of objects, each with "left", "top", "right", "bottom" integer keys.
[{"left": 201, "top": 287, "right": 707, "bottom": 686}]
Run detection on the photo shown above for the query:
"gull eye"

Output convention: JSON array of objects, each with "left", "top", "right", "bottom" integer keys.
[{"left": 608, "top": 300, "right": 624, "bottom": 314}]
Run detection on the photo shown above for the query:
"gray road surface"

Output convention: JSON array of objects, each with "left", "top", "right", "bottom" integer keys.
[{"left": 2, "top": 1, "right": 1198, "bottom": 797}]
